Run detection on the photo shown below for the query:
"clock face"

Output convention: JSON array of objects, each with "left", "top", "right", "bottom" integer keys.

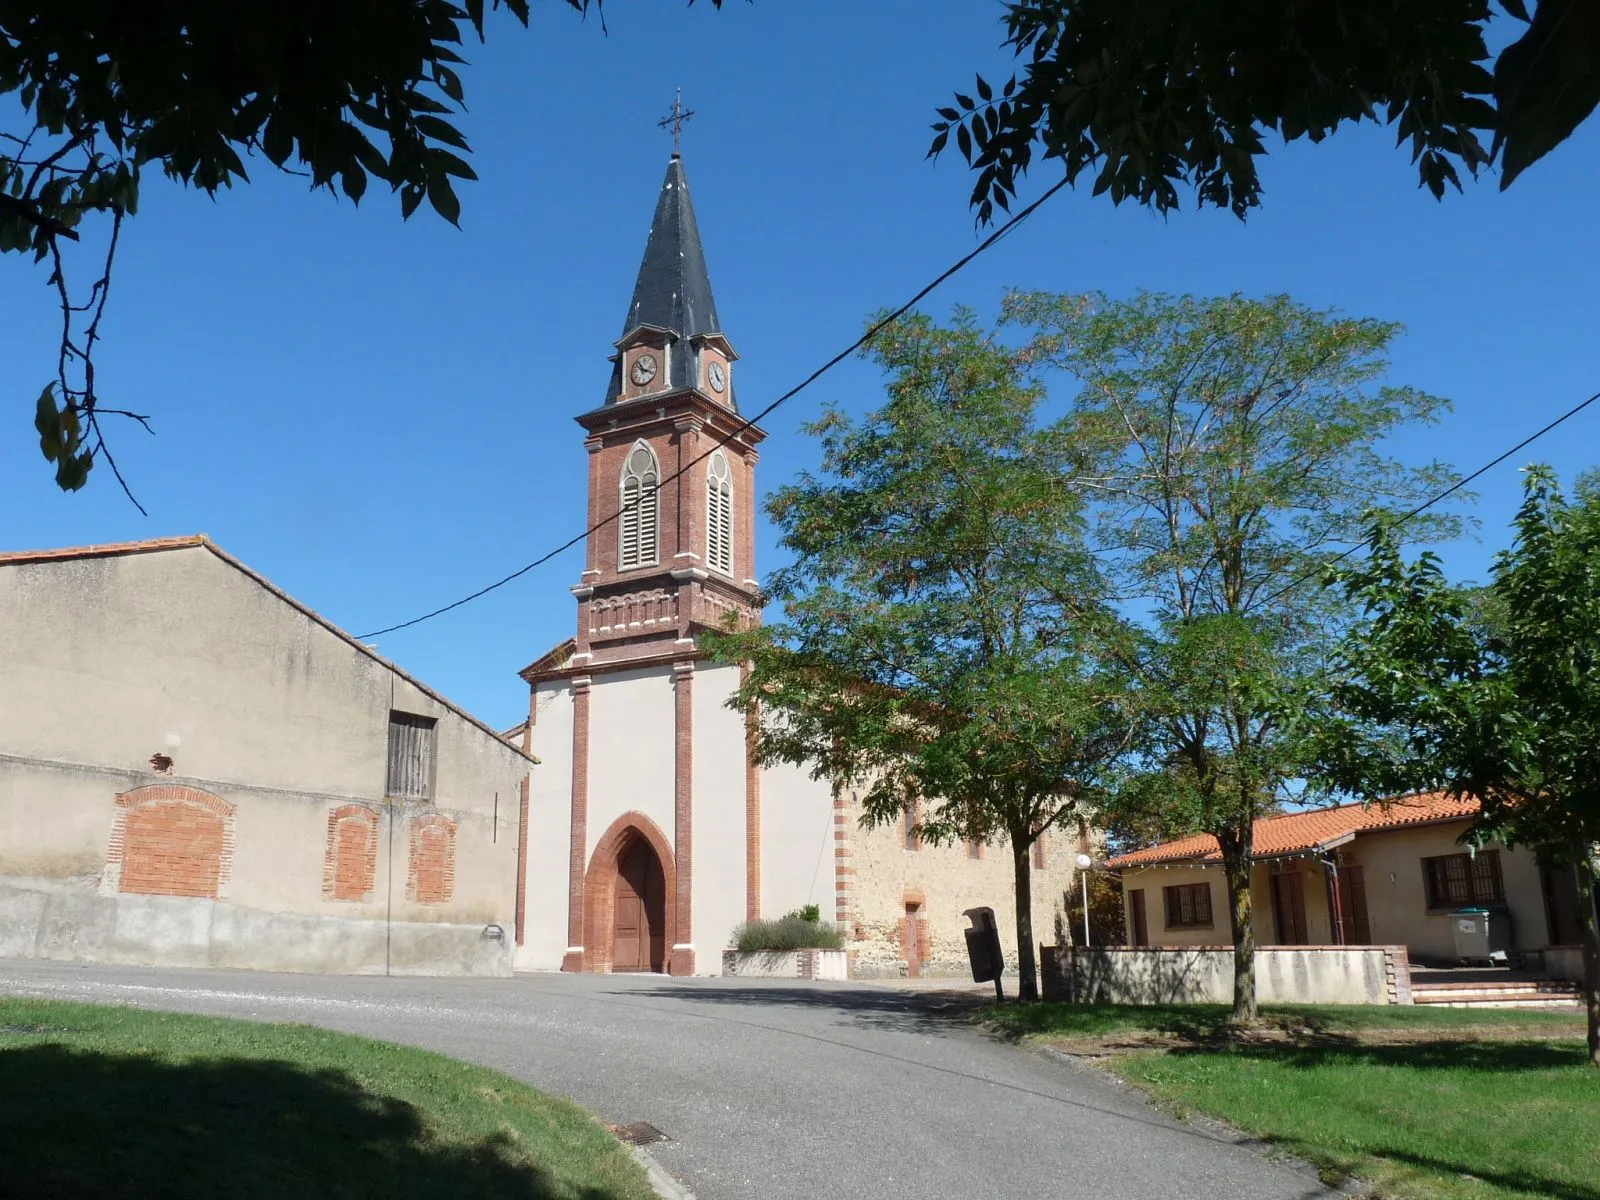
[
  {"left": 630, "top": 354, "right": 658, "bottom": 386},
  {"left": 707, "top": 361, "right": 726, "bottom": 393}
]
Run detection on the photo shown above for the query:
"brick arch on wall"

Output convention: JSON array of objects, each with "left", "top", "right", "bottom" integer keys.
[
  {"left": 578, "top": 811, "right": 679, "bottom": 975},
  {"left": 407, "top": 812, "right": 457, "bottom": 905},
  {"left": 323, "top": 804, "right": 380, "bottom": 902},
  {"left": 106, "top": 784, "right": 237, "bottom": 900}
]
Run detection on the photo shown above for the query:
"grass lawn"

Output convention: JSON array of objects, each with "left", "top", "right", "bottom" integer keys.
[
  {"left": 982, "top": 1003, "right": 1599, "bottom": 1200},
  {"left": 0, "top": 997, "right": 655, "bottom": 1200}
]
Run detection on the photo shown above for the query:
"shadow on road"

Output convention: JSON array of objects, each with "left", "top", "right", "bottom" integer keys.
[
  {"left": 0, "top": 1041, "right": 620, "bottom": 1200},
  {"left": 612, "top": 981, "right": 991, "bottom": 1036}
]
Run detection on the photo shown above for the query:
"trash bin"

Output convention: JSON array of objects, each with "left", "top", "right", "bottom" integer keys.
[{"left": 1451, "top": 908, "right": 1511, "bottom": 965}]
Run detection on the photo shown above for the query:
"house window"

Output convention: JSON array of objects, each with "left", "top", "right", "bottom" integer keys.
[
  {"left": 1163, "top": 882, "right": 1213, "bottom": 929},
  {"left": 967, "top": 839, "right": 983, "bottom": 860},
  {"left": 1032, "top": 835, "right": 1046, "bottom": 870},
  {"left": 706, "top": 450, "right": 734, "bottom": 575},
  {"left": 619, "top": 441, "right": 660, "bottom": 569},
  {"left": 1422, "top": 850, "right": 1504, "bottom": 909},
  {"left": 386, "top": 711, "right": 437, "bottom": 800}
]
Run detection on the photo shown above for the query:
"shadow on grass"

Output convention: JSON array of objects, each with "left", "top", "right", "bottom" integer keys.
[
  {"left": 1181, "top": 1037, "right": 1587, "bottom": 1071},
  {"left": 0, "top": 1042, "right": 615, "bottom": 1200},
  {"left": 1370, "top": 1149, "right": 1600, "bottom": 1200}
]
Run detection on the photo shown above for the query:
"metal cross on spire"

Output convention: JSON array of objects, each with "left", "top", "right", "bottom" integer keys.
[{"left": 657, "top": 88, "right": 695, "bottom": 157}]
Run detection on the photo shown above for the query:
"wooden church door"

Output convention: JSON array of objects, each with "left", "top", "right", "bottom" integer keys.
[{"left": 613, "top": 836, "right": 666, "bottom": 972}]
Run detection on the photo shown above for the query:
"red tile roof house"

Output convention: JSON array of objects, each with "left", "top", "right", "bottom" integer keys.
[{"left": 1085, "top": 793, "right": 1590, "bottom": 1005}]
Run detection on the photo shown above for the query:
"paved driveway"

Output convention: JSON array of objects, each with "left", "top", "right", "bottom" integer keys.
[{"left": 0, "top": 960, "right": 1331, "bottom": 1200}]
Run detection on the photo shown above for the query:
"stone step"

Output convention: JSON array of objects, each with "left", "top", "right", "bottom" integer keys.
[{"left": 1412, "top": 980, "right": 1581, "bottom": 1008}]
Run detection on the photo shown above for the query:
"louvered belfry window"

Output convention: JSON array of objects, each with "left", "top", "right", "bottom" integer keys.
[
  {"left": 386, "top": 711, "right": 437, "bottom": 800},
  {"left": 706, "top": 450, "right": 733, "bottom": 575},
  {"left": 619, "top": 441, "right": 660, "bottom": 569}
]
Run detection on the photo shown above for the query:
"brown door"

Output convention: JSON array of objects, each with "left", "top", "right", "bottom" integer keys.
[
  {"left": 1337, "top": 865, "right": 1372, "bottom": 944},
  {"left": 1543, "top": 864, "right": 1584, "bottom": 946},
  {"left": 613, "top": 837, "right": 666, "bottom": 972},
  {"left": 1129, "top": 888, "right": 1149, "bottom": 947},
  {"left": 1271, "top": 872, "right": 1309, "bottom": 945}
]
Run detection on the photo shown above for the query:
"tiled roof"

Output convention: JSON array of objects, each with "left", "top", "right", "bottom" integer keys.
[
  {"left": 0, "top": 535, "right": 536, "bottom": 763},
  {"left": 1107, "top": 792, "right": 1481, "bottom": 868},
  {"left": 0, "top": 534, "right": 207, "bottom": 564}
]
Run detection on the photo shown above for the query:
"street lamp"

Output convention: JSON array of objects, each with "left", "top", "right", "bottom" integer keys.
[{"left": 1075, "top": 853, "right": 1094, "bottom": 947}]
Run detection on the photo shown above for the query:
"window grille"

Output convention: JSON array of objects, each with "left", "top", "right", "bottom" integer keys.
[
  {"left": 706, "top": 450, "right": 733, "bottom": 575},
  {"left": 1422, "top": 850, "right": 1504, "bottom": 908},
  {"left": 1163, "top": 882, "right": 1213, "bottom": 929},
  {"left": 386, "top": 711, "right": 437, "bottom": 799},
  {"left": 619, "top": 442, "right": 660, "bottom": 569}
]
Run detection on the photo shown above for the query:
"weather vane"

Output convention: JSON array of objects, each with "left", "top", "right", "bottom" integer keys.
[{"left": 657, "top": 88, "right": 694, "bottom": 156}]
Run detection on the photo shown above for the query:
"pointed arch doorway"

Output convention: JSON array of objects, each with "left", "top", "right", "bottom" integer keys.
[
  {"left": 579, "top": 812, "right": 678, "bottom": 974},
  {"left": 612, "top": 832, "right": 667, "bottom": 973}
]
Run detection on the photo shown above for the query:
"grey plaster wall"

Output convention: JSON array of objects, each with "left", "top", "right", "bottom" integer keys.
[
  {"left": 0, "top": 544, "right": 530, "bottom": 976},
  {"left": 1044, "top": 945, "right": 1395, "bottom": 1005}
]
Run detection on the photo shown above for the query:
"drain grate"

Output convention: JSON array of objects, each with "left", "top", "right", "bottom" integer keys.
[{"left": 606, "top": 1121, "right": 669, "bottom": 1147}]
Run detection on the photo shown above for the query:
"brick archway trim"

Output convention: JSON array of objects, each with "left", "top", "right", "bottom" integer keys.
[
  {"left": 573, "top": 810, "right": 683, "bottom": 975},
  {"left": 106, "top": 783, "right": 237, "bottom": 900}
]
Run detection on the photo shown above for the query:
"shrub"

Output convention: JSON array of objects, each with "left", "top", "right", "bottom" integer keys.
[
  {"left": 786, "top": 904, "right": 822, "bottom": 924},
  {"left": 733, "top": 915, "right": 844, "bottom": 952}
]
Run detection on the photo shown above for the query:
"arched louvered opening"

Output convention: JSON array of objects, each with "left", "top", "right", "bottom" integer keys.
[
  {"left": 619, "top": 441, "right": 660, "bottom": 569},
  {"left": 706, "top": 450, "right": 733, "bottom": 575}
]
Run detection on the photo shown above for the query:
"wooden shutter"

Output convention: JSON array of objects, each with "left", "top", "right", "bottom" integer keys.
[
  {"left": 620, "top": 476, "right": 641, "bottom": 568},
  {"left": 386, "top": 712, "right": 437, "bottom": 799}
]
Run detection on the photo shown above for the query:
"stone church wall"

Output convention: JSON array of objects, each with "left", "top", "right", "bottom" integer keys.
[{"left": 840, "top": 791, "right": 1086, "bottom": 980}]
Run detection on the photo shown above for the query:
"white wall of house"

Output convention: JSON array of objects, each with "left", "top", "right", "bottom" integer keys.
[
  {"left": 517, "top": 678, "right": 576, "bottom": 971},
  {"left": 759, "top": 758, "right": 836, "bottom": 920}
]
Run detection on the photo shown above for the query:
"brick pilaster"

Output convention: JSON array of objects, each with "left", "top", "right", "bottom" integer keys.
[
  {"left": 514, "top": 774, "right": 530, "bottom": 947},
  {"left": 834, "top": 789, "right": 854, "bottom": 930},
  {"left": 670, "top": 660, "right": 696, "bottom": 976},
  {"left": 562, "top": 676, "right": 592, "bottom": 972}
]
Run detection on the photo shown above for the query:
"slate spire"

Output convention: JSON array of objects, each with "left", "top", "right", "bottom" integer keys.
[{"left": 621, "top": 155, "right": 721, "bottom": 345}]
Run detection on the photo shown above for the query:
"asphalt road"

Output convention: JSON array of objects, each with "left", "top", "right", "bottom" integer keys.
[{"left": 0, "top": 959, "right": 1334, "bottom": 1200}]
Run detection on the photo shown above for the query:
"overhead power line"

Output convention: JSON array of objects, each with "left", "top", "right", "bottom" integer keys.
[
  {"left": 356, "top": 175, "right": 1073, "bottom": 640},
  {"left": 1259, "top": 385, "right": 1600, "bottom": 608}
]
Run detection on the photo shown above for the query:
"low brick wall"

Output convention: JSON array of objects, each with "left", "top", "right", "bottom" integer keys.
[
  {"left": 1041, "top": 945, "right": 1410, "bottom": 1006},
  {"left": 721, "top": 949, "right": 849, "bottom": 981}
]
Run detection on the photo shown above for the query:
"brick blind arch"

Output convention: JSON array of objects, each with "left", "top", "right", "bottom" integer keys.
[
  {"left": 106, "top": 785, "right": 236, "bottom": 899},
  {"left": 323, "top": 804, "right": 380, "bottom": 901},
  {"left": 407, "top": 813, "right": 457, "bottom": 905}
]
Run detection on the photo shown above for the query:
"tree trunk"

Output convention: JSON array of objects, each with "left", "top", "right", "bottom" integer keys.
[
  {"left": 1573, "top": 840, "right": 1600, "bottom": 1068},
  {"left": 1221, "top": 842, "right": 1256, "bottom": 1022},
  {"left": 1012, "top": 832, "right": 1038, "bottom": 1003}
]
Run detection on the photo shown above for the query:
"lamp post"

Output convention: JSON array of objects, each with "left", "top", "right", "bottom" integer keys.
[{"left": 1075, "top": 853, "right": 1094, "bottom": 947}]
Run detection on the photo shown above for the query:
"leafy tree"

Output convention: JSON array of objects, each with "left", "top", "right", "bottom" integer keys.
[
  {"left": 706, "top": 310, "right": 1137, "bottom": 1003},
  {"left": 932, "top": 1, "right": 1596, "bottom": 224},
  {"left": 1325, "top": 466, "right": 1600, "bottom": 1065},
  {"left": 1, "top": 0, "right": 720, "bottom": 501},
  {"left": 1005, "top": 290, "right": 1458, "bottom": 1019}
]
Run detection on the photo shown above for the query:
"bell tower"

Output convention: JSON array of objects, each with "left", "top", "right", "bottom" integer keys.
[{"left": 569, "top": 153, "right": 764, "bottom": 672}]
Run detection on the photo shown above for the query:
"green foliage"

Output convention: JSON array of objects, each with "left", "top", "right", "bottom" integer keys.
[
  {"left": 932, "top": 1, "right": 1596, "bottom": 224},
  {"left": 1325, "top": 465, "right": 1600, "bottom": 1062},
  {"left": 786, "top": 904, "right": 822, "bottom": 924},
  {"left": 0, "top": 997, "right": 656, "bottom": 1199},
  {"left": 1, "top": 0, "right": 723, "bottom": 496},
  {"left": 1004, "top": 290, "right": 1459, "bottom": 1017},
  {"left": 706, "top": 307, "right": 1139, "bottom": 1002},
  {"left": 733, "top": 916, "right": 845, "bottom": 952}
]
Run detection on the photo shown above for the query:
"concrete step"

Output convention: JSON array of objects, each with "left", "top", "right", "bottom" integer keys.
[{"left": 1412, "top": 979, "right": 1581, "bottom": 1008}]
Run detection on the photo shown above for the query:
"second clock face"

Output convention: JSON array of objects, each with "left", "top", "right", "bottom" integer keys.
[
  {"left": 707, "top": 361, "right": 726, "bottom": 393},
  {"left": 631, "top": 354, "right": 658, "bottom": 386}
]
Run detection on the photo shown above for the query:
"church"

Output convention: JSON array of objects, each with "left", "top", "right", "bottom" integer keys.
[{"left": 508, "top": 151, "right": 1085, "bottom": 978}]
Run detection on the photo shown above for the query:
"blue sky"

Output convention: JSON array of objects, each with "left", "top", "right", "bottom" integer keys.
[{"left": 4, "top": 0, "right": 1597, "bottom": 731}]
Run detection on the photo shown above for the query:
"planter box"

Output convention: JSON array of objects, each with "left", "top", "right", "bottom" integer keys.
[{"left": 721, "top": 949, "right": 849, "bottom": 981}]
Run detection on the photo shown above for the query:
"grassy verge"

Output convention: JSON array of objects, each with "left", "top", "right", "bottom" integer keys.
[
  {"left": 0, "top": 997, "right": 655, "bottom": 1200},
  {"left": 982, "top": 1003, "right": 1598, "bottom": 1200}
]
